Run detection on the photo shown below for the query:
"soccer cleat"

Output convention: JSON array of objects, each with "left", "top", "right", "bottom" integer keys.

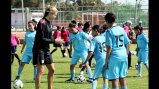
[
  {"left": 87, "top": 78, "right": 93, "bottom": 83},
  {"left": 15, "top": 76, "right": 20, "bottom": 80},
  {"left": 65, "top": 78, "right": 74, "bottom": 82},
  {"left": 137, "top": 74, "right": 142, "bottom": 77}
]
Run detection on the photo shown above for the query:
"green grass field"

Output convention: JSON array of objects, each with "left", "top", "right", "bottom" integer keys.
[{"left": 11, "top": 44, "right": 148, "bottom": 89}]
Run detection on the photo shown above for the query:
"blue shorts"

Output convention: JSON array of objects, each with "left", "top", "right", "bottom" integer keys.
[
  {"left": 70, "top": 51, "right": 88, "bottom": 65},
  {"left": 93, "top": 60, "right": 108, "bottom": 79},
  {"left": 21, "top": 53, "right": 33, "bottom": 64},
  {"left": 138, "top": 50, "right": 149, "bottom": 64},
  {"left": 11, "top": 46, "right": 17, "bottom": 53},
  {"left": 64, "top": 41, "right": 70, "bottom": 46},
  {"left": 108, "top": 57, "right": 128, "bottom": 80}
]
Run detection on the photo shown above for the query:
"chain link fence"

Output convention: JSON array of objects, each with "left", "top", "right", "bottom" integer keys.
[{"left": 11, "top": 5, "right": 148, "bottom": 31}]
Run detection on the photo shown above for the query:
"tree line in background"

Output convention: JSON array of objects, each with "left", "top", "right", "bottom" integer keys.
[{"left": 11, "top": 0, "right": 148, "bottom": 27}]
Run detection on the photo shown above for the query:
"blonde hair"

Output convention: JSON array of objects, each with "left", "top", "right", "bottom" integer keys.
[{"left": 43, "top": 5, "right": 58, "bottom": 18}]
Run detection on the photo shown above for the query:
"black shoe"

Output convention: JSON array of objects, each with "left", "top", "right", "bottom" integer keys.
[
  {"left": 65, "top": 78, "right": 74, "bottom": 82},
  {"left": 15, "top": 76, "right": 20, "bottom": 80},
  {"left": 87, "top": 78, "right": 93, "bottom": 83}
]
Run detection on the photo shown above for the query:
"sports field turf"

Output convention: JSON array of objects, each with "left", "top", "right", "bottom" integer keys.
[{"left": 11, "top": 44, "right": 148, "bottom": 89}]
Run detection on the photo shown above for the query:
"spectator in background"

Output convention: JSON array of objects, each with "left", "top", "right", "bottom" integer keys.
[
  {"left": 11, "top": 33, "right": 21, "bottom": 65},
  {"left": 123, "top": 22, "right": 129, "bottom": 36},
  {"left": 125, "top": 21, "right": 133, "bottom": 69}
]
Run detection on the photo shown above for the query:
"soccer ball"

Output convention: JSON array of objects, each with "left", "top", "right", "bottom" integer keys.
[
  {"left": 13, "top": 79, "right": 23, "bottom": 89},
  {"left": 75, "top": 75, "right": 86, "bottom": 83},
  {"left": 64, "top": 53, "right": 67, "bottom": 57}
]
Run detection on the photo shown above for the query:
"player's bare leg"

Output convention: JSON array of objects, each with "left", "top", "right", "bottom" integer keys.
[
  {"left": 103, "top": 78, "right": 109, "bottom": 89},
  {"left": 35, "top": 65, "right": 45, "bottom": 89},
  {"left": 119, "top": 78, "right": 127, "bottom": 89},
  {"left": 112, "top": 79, "right": 119, "bottom": 88},
  {"left": 46, "top": 64, "right": 55, "bottom": 89}
]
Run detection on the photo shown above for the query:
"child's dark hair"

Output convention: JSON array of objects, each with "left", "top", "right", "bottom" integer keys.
[
  {"left": 56, "top": 26, "right": 61, "bottom": 30},
  {"left": 83, "top": 21, "right": 91, "bottom": 32},
  {"left": 134, "top": 25, "right": 143, "bottom": 32},
  {"left": 71, "top": 20, "right": 77, "bottom": 25},
  {"left": 92, "top": 25, "right": 100, "bottom": 33},
  {"left": 69, "top": 23, "right": 76, "bottom": 28},
  {"left": 104, "top": 12, "right": 116, "bottom": 24},
  {"left": 78, "top": 22, "right": 83, "bottom": 27},
  {"left": 32, "top": 19, "right": 37, "bottom": 24}
]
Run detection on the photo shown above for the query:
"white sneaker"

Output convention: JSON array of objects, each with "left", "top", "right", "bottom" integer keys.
[
  {"left": 80, "top": 71, "right": 84, "bottom": 75},
  {"left": 137, "top": 74, "right": 142, "bottom": 77}
]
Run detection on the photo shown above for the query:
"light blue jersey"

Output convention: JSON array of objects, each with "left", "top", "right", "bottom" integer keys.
[
  {"left": 137, "top": 32, "right": 149, "bottom": 64},
  {"left": 21, "top": 31, "right": 36, "bottom": 63},
  {"left": 89, "top": 35, "right": 108, "bottom": 79},
  {"left": 89, "top": 35, "right": 106, "bottom": 62},
  {"left": 101, "top": 32, "right": 106, "bottom": 37},
  {"left": 106, "top": 26, "right": 130, "bottom": 61},
  {"left": 23, "top": 31, "right": 36, "bottom": 55},
  {"left": 137, "top": 32, "right": 149, "bottom": 51},
  {"left": 69, "top": 31, "right": 93, "bottom": 79},
  {"left": 105, "top": 25, "right": 129, "bottom": 80},
  {"left": 70, "top": 31, "right": 89, "bottom": 52}
]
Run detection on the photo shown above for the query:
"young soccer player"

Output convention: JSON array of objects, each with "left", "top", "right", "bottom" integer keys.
[
  {"left": 134, "top": 25, "right": 149, "bottom": 77},
  {"left": 50, "top": 26, "right": 64, "bottom": 57},
  {"left": 105, "top": 12, "right": 130, "bottom": 89},
  {"left": 15, "top": 20, "right": 37, "bottom": 80},
  {"left": 80, "top": 25, "right": 109, "bottom": 89},
  {"left": 80, "top": 21, "right": 94, "bottom": 75},
  {"left": 77, "top": 22, "right": 83, "bottom": 31},
  {"left": 11, "top": 33, "right": 21, "bottom": 65},
  {"left": 65, "top": 23, "right": 93, "bottom": 82},
  {"left": 61, "top": 26, "right": 72, "bottom": 58}
]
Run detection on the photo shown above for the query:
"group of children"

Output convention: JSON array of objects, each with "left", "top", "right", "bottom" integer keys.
[
  {"left": 11, "top": 12, "right": 148, "bottom": 89},
  {"left": 64, "top": 13, "right": 148, "bottom": 89}
]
